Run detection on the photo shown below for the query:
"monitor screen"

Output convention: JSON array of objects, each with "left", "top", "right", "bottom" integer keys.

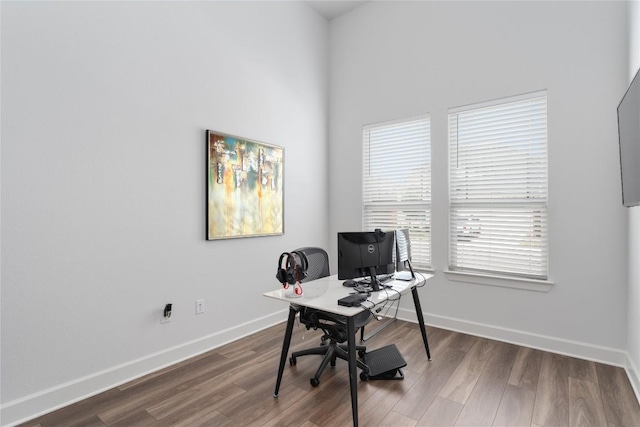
[
  {"left": 337, "top": 229, "right": 395, "bottom": 290},
  {"left": 395, "top": 229, "right": 415, "bottom": 279},
  {"left": 395, "top": 229, "right": 411, "bottom": 270}
]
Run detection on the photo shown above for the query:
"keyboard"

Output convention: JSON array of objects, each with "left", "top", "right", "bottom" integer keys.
[
  {"left": 359, "top": 274, "right": 394, "bottom": 286},
  {"left": 378, "top": 274, "right": 395, "bottom": 284}
]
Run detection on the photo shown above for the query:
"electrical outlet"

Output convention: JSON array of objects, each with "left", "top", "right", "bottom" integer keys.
[
  {"left": 161, "top": 303, "right": 172, "bottom": 324},
  {"left": 196, "top": 299, "right": 205, "bottom": 315}
]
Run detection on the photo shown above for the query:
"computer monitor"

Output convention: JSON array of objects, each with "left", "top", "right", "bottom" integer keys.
[
  {"left": 395, "top": 229, "right": 415, "bottom": 279},
  {"left": 337, "top": 229, "right": 395, "bottom": 291}
]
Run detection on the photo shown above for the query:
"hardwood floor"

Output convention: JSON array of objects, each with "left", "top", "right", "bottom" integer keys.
[{"left": 21, "top": 320, "right": 640, "bottom": 427}]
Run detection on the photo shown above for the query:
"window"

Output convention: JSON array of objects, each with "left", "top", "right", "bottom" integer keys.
[
  {"left": 448, "top": 92, "right": 548, "bottom": 280},
  {"left": 363, "top": 115, "right": 431, "bottom": 269}
]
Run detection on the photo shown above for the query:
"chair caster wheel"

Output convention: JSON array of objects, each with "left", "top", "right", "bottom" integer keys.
[
  {"left": 360, "top": 372, "right": 369, "bottom": 381},
  {"left": 310, "top": 377, "right": 320, "bottom": 387},
  {"left": 289, "top": 356, "right": 296, "bottom": 366}
]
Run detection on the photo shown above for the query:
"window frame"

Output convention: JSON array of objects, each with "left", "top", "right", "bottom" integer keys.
[
  {"left": 362, "top": 114, "right": 432, "bottom": 270},
  {"left": 446, "top": 91, "right": 551, "bottom": 289}
]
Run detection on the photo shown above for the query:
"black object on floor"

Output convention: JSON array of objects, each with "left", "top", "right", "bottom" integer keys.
[{"left": 360, "top": 344, "right": 407, "bottom": 381}]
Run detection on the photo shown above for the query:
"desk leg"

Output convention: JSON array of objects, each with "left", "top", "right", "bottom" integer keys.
[
  {"left": 273, "top": 306, "right": 297, "bottom": 398},
  {"left": 347, "top": 316, "right": 359, "bottom": 427},
  {"left": 411, "top": 287, "right": 431, "bottom": 360}
]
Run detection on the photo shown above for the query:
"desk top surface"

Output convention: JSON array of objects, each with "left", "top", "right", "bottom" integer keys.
[{"left": 263, "top": 273, "right": 433, "bottom": 317}]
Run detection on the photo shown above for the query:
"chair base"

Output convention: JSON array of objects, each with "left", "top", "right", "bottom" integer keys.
[{"left": 290, "top": 342, "right": 368, "bottom": 387}]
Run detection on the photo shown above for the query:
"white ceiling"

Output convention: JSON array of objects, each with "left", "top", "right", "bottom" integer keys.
[{"left": 305, "top": 1, "right": 368, "bottom": 20}]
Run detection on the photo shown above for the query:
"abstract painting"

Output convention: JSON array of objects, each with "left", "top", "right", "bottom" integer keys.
[{"left": 206, "top": 130, "right": 284, "bottom": 240}]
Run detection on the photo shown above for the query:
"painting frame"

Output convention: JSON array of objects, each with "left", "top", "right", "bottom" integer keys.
[{"left": 206, "top": 130, "right": 284, "bottom": 240}]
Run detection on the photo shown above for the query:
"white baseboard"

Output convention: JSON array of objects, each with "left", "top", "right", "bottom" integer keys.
[
  {"left": 397, "top": 308, "right": 629, "bottom": 367},
  {"left": 626, "top": 353, "right": 640, "bottom": 405},
  {"left": 3, "top": 307, "right": 638, "bottom": 426},
  {"left": 0, "top": 310, "right": 289, "bottom": 427}
]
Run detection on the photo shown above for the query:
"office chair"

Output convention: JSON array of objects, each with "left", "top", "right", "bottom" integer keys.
[{"left": 289, "top": 247, "right": 371, "bottom": 387}]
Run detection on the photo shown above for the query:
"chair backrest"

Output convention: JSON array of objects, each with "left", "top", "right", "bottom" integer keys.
[
  {"left": 294, "top": 247, "right": 371, "bottom": 340},
  {"left": 294, "top": 247, "right": 330, "bottom": 282}
]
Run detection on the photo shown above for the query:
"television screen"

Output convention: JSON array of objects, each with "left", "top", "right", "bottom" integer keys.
[{"left": 618, "top": 68, "right": 640, "bottom": 207}]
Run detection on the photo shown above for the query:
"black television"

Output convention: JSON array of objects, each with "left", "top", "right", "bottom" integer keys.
[
  {"left": 337, "top": 229, "right": 395, "bottom": 291},
  {"left": 618, "top": 67, "right": 640, "bottom": 207}
]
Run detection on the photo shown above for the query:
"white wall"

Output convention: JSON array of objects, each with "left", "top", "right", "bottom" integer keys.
[
  {"left": 2, "top": 1, "right": 637, "bottom": 424},
  {"left": 329, "top": 1, "right": 630, "bottom": 359},
  {"left": 627, "top": 0, "right": 640, "bottom": 401},
  {"left": 0, "top": 1, "right": 328, "bottom": 424}
]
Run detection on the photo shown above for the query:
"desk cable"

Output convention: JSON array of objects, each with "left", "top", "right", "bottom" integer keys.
[
  {"left": 359, "top": 285, "right": 402, "bottom": 322},
  {"left": 361, "top": 273, "right": 428, "bottom": 323},
  {"left": 359, "top": 303, "right": 386, "bottom": 322},
  {"left": 413, "top": 271, "right": 428, "bottom": 288}
]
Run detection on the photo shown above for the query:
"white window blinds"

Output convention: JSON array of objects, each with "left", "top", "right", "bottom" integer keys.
[
  {"left": 448, "top": 92, "right": 548, "bottom": 279},
  {"left": 363, "top": 115, "right": 431, "bottom": 269}
]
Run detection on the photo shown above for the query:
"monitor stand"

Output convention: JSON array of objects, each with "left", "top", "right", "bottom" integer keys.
[
  {"left": 406, "top": 259, "right": 416, "bottom": 279},
  {"left": 367, "top": 267, "right": 381, "bottom": 292}
]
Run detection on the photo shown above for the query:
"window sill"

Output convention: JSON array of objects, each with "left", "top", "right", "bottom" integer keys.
[{"left": 444, "top": 270, "right": 553, "bottom": 292}]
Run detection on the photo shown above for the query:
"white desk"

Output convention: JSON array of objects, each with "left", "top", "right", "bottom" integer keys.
[{"left": 264, "top": 273, "right": 433, "bottom": 427}]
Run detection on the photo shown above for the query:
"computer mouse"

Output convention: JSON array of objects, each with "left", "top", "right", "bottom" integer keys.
[{"left": 342, "top": 279, "right": 358, "bottom": 287}]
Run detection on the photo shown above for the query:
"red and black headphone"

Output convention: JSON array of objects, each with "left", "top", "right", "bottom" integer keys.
[{"left": 276, "top": 251, "right": 308, "bottom": 286}]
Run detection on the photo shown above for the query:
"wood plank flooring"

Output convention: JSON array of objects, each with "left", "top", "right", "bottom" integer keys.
[{"left": 20, "top": 320, "right": 640, "bottom": 427}]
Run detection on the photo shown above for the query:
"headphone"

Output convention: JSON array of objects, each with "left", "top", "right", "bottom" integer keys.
[{"left": 276, "top": 251, "right": 308, "bottom": 285}]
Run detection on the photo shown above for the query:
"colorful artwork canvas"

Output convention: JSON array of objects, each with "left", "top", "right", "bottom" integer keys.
[{"left": 206, "top": 130, "right": 284, "bottom": 240}]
